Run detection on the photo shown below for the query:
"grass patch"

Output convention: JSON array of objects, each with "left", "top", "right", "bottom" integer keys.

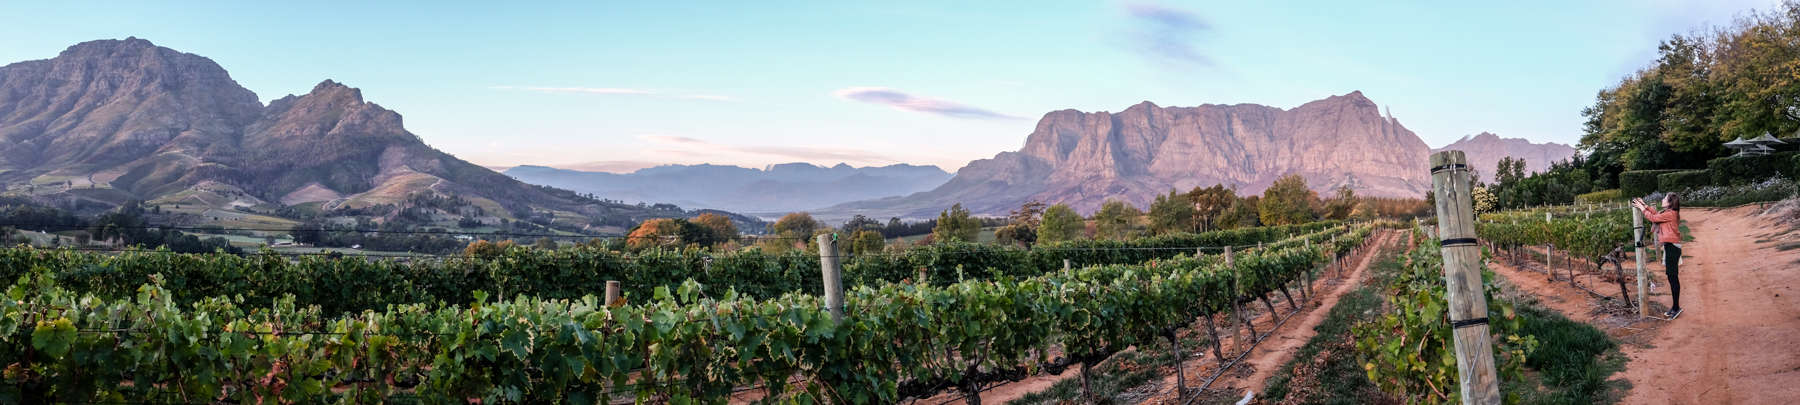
[
  {"left": 1006, "top": 333, "right": 1204, "bottom": 404},
  {"left": 1505, "top": 305, "right": 1629, "bottom": 404},
  {"left": 1260, "top": 286, "right": 1385, "bottom": 404},
  {"left": 1268, "top": 242, "right": 1626, "bottom": 405}
]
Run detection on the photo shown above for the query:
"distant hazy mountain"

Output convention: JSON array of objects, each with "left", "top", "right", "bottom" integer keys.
[
  {"left": 1433, "top": 132, "right": 1577, "bottom": 176},
  {"left": 0, "top": 38, "right": 743, "bottom": 231},
  {"left": 824, "top": 91, "right": 1434, "bottom": 219},
  {"left": 505, "top": 163, "right": 951, "bottom": 214}
]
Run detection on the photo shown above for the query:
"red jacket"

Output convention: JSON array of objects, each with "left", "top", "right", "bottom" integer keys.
[{"left": 1641, "top": 207, "right": 1682, "bottom": 245}]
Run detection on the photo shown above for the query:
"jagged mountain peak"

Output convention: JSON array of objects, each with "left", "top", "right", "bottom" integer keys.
[
  {"left": 827, "top": 93, "right": 1433, "bottom": 218},
  {"left": 1, "top": 38, "right": 705, "bottom": 231},
  {"left": 1434, "top": 132, "right": 1577, "bottom": 175}
]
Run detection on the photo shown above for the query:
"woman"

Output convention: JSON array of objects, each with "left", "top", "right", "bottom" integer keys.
[{"left": 1633, "top": 194, "right": 1683, "bottom": 319}]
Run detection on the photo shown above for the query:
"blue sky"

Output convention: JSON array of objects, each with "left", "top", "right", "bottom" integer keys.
[{"left": 0, "top": 1, "right": 1773, "bottom": 172}]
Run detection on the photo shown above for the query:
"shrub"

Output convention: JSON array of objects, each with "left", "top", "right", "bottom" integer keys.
[
  {"left": 1620, "top": 170, "right": 1679, "bottom": 198},
  {"left": 1707, "top": 151, "right": 1797, "bottom": 186},
  {"left": 1680, "top": 177, "right": 1799, "bottom": 207},
  {"left": 1575, "top": 189, "right": 1623, "bottom": 204},
  {"left": 1658, "top": 170, "right": 1713, "bottom": 192},
  {"left": 1792, "top": 153, "right": 1800, "bottom": 180}
]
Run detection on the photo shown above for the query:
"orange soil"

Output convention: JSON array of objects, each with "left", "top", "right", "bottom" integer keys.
[
  {"left": 1614, "top": 207, "right": 1800, "bottom": 404},
  {"left": 1487, "top": 206, "right": 1800, "bottom": 405}
]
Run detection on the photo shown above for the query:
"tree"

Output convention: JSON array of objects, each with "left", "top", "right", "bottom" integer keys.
[
  {"left": 995, "top": 201, "right": 1046, "bottom": 247},
  {"left": 1185, "top": 184, "right": 1236, "bottom": 232},
  {"left": 1321, "top": 185, "right": 1358, "bottom": 220},
  {"left": 1092, "top": 199, "right": 1143, "bottom": 240},
  {"left": 842, "top": 214, "right": 882, "bottom": 233},
  {"left": 994, "top": 224, "right": 1034, "bottom": 246},
  {"left": 532, "top": 237, "right": 558, "bottom": 250},
  {"left": 464, "top": 239, "right": 516, "bottom": 258},
  {"left": 848, "top": 230, "right": 886, "bottom": 255},
  {"left": 1008, "top": 201, "right": 1046, "bottom": 226},
  {"left": 931, "top": 203, "right": 981, "bottom": 243},
  {"left": 1038, "top": 203, "right": 1083, "bottom": 243},
  {"left": 1473, "top": 186, "right": 1497, "bottom": 214},
  {"left": 626, "top": 218, "right": 685, "bottom": 250},
  {"left": 771, "top": 212, "right": 820, "bottom": 247},
  {"left": 691, "top": 213, "right": 739, "bottom": 245},
  {"left": 1217, "top": 196, "right": 1260, "bottom": 229},
  {"left": 1147, "top": 189, "right": 1197, "bottom": 235},
  {"left": 1258, "top": 174, "right": 1316, "bottom": 226}
]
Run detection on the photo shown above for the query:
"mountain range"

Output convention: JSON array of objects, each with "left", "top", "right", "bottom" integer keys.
[
  {"left": 0, "top": 38, "right": 739, "bottom": 232},
  {"left": 504, "top": 163, "right": 950, "bottom": 215},
  {"left": 1433, "top": 132, "right": 1577, "bottom": 177},
  {"left": 822, "top": 92, "right": 1438, "bottom": 218},
  {"left": 2, "top": 38, "right": 1579, "bottom": 228},
  {"left": 818, "top": 93, "right": 1582, "bottom": 219}
]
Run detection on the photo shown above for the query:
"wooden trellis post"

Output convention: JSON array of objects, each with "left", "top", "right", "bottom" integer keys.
[
  {"left": 818, "top": 234, "right": 844, "bottom": 322},
  {"left": 1634, "top": 209, "right": 1649, "bottom": 317},
  {"left": 1428, "top": 151, "right": 1502, "bottom": 405},
  {"left": 604, "top": 281, "right": 621, "bottom": 307}
]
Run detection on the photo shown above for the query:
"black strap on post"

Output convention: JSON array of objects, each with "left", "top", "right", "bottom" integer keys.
[
  {"left": 1441, "top": 237, "right": 1478, "bottom": 247},
  {"left": 1430, "top": 163, "right": 1468, "bottom": 174},
  {"left": 1451, "top": 317, "right": 1489, "bottom": 329}
]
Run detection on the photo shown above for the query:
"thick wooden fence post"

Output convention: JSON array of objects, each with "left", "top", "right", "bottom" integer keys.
[
  {"left": 1633, "top": 209, "right": 1649, "bottom": 317},
  {"left": 1063, "top": 259, "right": 1071, "bottom": 271},
  {"left": 818, "top": 234, "right": 844, "bottom": 322},
  {"left": 1429, "top": 151, "right": 1502, "bottom": 405},
  {"left": 604, "top": 281, "right": 621, "bottom": 307}
]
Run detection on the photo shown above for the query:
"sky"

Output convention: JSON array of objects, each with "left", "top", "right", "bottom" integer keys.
[{"left": 0, "top": 0, "right": 1776, "bottom": 173}]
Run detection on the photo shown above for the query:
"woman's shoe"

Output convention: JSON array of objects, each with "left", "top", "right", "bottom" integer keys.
[{"left": 1664, "top": 308, "right": 1683, "bottom": 319}]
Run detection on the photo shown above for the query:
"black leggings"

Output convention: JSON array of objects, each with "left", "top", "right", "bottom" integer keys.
[{"left": 1664, "top": 243, "right": 1681, "bottom": 311}]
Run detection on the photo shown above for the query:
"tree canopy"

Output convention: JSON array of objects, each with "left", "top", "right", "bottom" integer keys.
[
  {"left": 931, "top": 203, "right": 982, "bottom": 243},
  {"left": 1037, "top": 203, "right": 1084, "bottom": 243},
  {"left": 1257, "top": 174, "right": 1316, "bottom": 226},
  {"left": 1093, "top": 199, "right": 1143, "bottom": 240}
]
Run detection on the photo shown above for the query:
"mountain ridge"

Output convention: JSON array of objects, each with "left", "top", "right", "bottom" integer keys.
[
  {"left": 822, "top": 91, "right": 1434, "bottom": 219},
  {"left": 1432, "top": 132, "right": 1577, "bottom": 176},
  {"left": 0, "top": 38, "right": 734, "bottom": 232}
]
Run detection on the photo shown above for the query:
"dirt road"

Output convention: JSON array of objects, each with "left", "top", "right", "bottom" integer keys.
[
  {"left": 1208, "top": 230, "right": 1397, "bottom": 394},
  {"left": 1613, "top": 206, "right": 1800, "bottom": 404}
]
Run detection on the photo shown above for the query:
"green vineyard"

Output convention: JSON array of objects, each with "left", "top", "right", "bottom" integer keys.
[
  {"left": 0, "top": 221, "right": 1342, "bottom": 316},
  {"left": 1, "top": 223, "right": 1374, "bottom": 403}
]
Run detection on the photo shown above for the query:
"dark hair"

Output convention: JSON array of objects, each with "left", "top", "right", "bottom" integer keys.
[{"left": 1664, "top": 193, "right": 1680, "bottom": 211}]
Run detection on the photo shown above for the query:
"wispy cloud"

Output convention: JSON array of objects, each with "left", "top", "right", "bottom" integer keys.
[
  {"left": 489, "top": 85, "right": 652, "bottom": 95},
  {"left": 490, "top": 86, "right": 734, "bottom": 101},
  {"left": 636, "top": 134, "right": 895, "bottom": 164},
  {"left": 832, "top": 87, "right": 1019, "bottom": 120},
  {"left": 1120, "top": 2, "right": 1214, "bottom": 69},
  {"left": 679, "top": 94, "right": 735, "bottom": 101}
]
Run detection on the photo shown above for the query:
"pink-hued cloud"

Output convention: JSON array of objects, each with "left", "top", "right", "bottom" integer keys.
[{"left": 832, "top": 87, "right": 1019, "bottom": 120}]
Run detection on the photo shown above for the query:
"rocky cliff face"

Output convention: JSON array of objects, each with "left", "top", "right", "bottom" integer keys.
[
  {"left": 830, "top": 92, "right": 1434, "bottom": 218},
  {"left": 0, "top": 37, "right": 261, "bottom": 188},
  {"left": 1433, "top": 132, "right": 1577, "bottom": 176},
  {"left": 0, "top": 38, "right": 711, "bottom": 228}
]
